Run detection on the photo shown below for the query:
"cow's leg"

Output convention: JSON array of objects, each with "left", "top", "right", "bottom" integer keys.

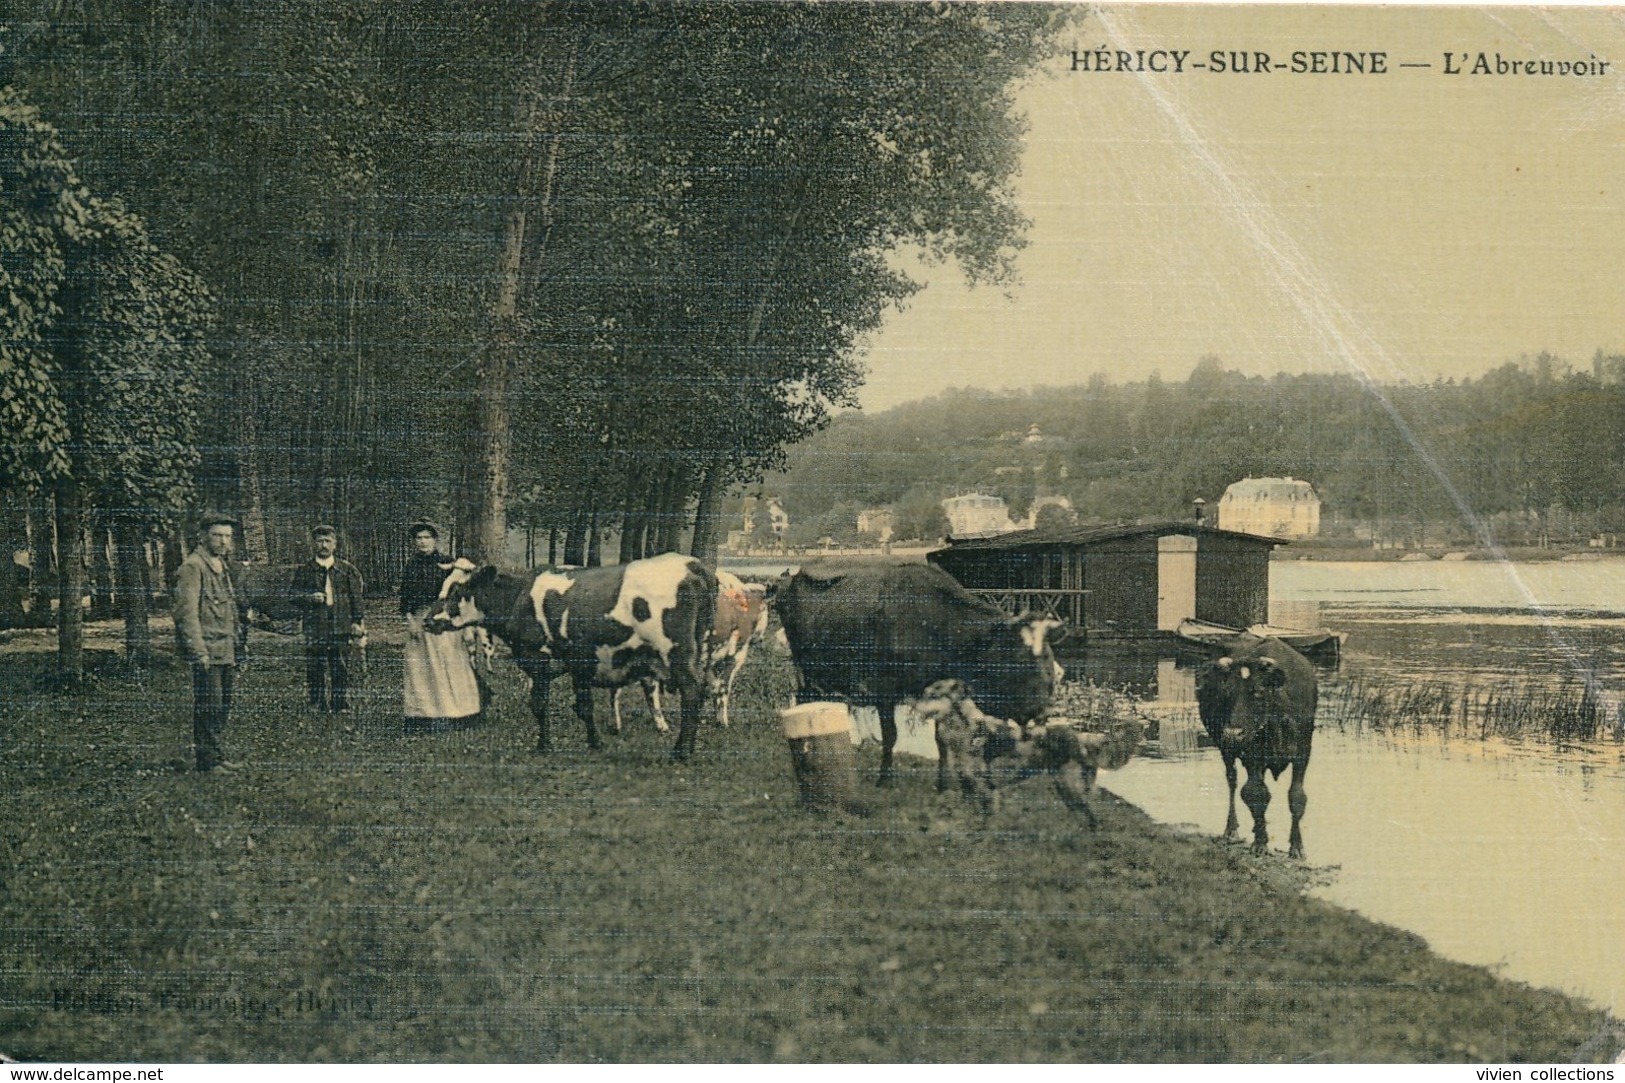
[
  {"left": 718, "top": 647, "right": 747, "bottom": 729},
  {"left": 876, "top": 702, "right": 899, "bottom": 787},
  {"left": 646, "top": 677, "right": 669, "bottom": 734},
  {"left": 1240, "top": 763, "right": 1271, "bottom": 854},
  {"left": 1221, "top": 753, "right": 1241, "bottom": 841},
  {"left": 1052, "top": 760, "right": 1099, "bottom": 829},
  {"left": 574, "top": 681, "right": 602, "bottom": 750},
  {"left": 669, "top": 669, "right": 703, "bottom": 762},
  {"left": 934, "top": 722, "right": 954, "bottom": 793},
  {"left": 523, "top": 660, "right": 554, "bottom": 754},
  {"left": 611, "top": 685, "right": 627, "bottom": 734},
  {"left": 1286, "top": 760, "right": 1309, "bottom": 860}
]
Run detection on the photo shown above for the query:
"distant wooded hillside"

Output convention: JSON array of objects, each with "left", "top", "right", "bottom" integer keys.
[{"left": 763, "top": 354, "right": 1625, "bottom": 549}]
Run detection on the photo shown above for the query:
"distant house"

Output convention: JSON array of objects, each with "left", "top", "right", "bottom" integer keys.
[
  {"left": 929, "top": 522, "right": 1283, "bottom": 646},
  {"left": 1019, "top": 494, "right": 1075, "bottom": 530},
  {"left": 856, "top": 508, "right": 895, "bottom": 543},
  {"left": 941, "top": 493, "right": 1016, "bottom": 537},
  {"left": 1217, "top": 477, "right": 1321, "bottom": 539},
  {"left": 736, "top": 495, "right": 790, "bottom": 549}
]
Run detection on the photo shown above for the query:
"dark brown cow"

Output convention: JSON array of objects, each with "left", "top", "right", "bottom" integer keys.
[
  {"left": 424, "top": 553, "right": 715, "bottom": 760},
  {"left": 774, "top": 562, "right": 1062, "bottom": 786},
  {"left": 1196, "top": 635, "right": 1318, "bottom": 859}
]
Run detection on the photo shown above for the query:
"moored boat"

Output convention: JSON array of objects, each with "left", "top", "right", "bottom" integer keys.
[{"left": 1175, "top": 617, "right": 1345, "bottom": 662}]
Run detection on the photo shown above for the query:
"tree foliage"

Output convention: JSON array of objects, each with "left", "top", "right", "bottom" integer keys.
[
  {"left": 6, "top": 0, "right": 1064, "bottom": 576},
  {"left": 769, "top": 356, "right": 1625, "bottom": 548}
]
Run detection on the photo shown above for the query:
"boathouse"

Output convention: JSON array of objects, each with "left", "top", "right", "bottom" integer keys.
[{"left": 927, "top": 522, "right": 1283, "bottom": 646}]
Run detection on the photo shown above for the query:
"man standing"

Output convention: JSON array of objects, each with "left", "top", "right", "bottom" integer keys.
[
  {"left": 290, "top": 525, "right": 366, "bottom": 712},
  {"left": 174, "top": 514, "right": 248, "bottom": 773}
]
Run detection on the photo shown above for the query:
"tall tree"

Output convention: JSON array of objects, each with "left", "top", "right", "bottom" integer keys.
[{"left": 0, "top": 88, "right": 212, "bottom": 677}]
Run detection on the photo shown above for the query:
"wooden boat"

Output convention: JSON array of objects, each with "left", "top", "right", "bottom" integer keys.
[{"left": 1175, "top": 618, "right": 1345, "bottom": 662}]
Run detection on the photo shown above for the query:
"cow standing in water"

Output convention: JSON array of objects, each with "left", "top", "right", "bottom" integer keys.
[
  {"left": 774, "top": 562, "right": 1063, "bottom": 787},
  {"left": 1196, "top": 635, "right": 1318, "bottom": 859},
  {"left": 425, "top": 553, "right": 715, "bottom": 760}
]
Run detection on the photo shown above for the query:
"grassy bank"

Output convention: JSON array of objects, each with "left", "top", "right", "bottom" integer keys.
[{"left": 0, "top": 617, "right": 1618, "bottom": 1063}]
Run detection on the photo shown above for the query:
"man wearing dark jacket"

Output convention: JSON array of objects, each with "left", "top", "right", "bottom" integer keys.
[
  {"left": 175, "top": 514, "right": 249, "bottom": 772},
  {"left": 289, "top": 525, "right": 366, "bottom": 712}
]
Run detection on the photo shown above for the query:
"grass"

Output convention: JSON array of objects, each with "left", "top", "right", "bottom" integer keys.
[
  {"left": 1326, "top": 672, "right": 1625, "bottom": 743},
  {"left": 0, "top": 610, "right": 1619, "bottom": 1063}
]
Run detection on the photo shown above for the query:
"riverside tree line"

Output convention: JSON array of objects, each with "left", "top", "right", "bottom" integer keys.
[
  {"left": 0, "top": 1, "right": 1066, "bottom": 677},
  {"left": 770, "top": 354, "right": 1625, "bottom": 550}
]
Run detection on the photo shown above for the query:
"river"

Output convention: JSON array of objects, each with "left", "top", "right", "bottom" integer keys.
[{"left": 1105, "top": 558, "right": 1625, "bottom": 1015}]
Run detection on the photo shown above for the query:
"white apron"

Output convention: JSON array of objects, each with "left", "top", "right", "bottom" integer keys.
[{"left": 402, "top": 612, "right": 482, "bottom": 721}]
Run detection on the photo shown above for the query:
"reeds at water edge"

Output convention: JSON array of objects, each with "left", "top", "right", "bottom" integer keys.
[{"left": 1326, "top": 672, "right": 1625, "bottom": 743}]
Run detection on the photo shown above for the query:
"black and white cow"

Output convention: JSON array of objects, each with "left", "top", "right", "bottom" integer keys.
[
  {"left": 774, "top": 562, "right": 1063, "bottom": 787},
  {"left": 610, "top": 567, "right": 771, "bottom": 733},
  {"left": 1196, "top": 635, "right": 1318, "bottom": 859},
  {"left": 424, "top": 552, "right": 716, "bottom": 760}
]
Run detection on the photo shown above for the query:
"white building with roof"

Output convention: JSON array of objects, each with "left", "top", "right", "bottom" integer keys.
[
  {"left": 1217, "top": 477, "right": 1321, "bottom": 539},
  {"left": 941, "top": 493, "right": 1016, "bottom": 538}
]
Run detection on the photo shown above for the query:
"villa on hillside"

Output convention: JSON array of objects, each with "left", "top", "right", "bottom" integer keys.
[
  {"left": 1217, "top": 477, "right": 1321, "bottom": 539},
  {"left": 856, "top": 508, "right": 895, "bottom": 543},
  {"left": 941, "top": 493, "right": 1016, "bottom": 537}
]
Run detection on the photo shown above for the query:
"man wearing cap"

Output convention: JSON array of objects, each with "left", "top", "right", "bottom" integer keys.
[
  {"left": 290, "top": 525, "right": 366, "bottom": 712},
  {"left": 174, "top": 514, "right": 249, "bottom": 773}
]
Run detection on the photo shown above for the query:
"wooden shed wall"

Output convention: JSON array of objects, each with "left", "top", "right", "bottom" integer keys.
[
  {"left": 933, "top": 528, "right": 1277, "bottom": 639},
  {"left": 1194, "top": 535, "right": 1273, "bottom": 627},
  {"left": 1080, "top": 538, "right": 1159, "bottom": 636}
]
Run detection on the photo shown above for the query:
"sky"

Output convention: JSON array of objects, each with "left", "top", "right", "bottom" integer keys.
[{"left": 858, "top": 4, "right": 1625, "bottom": 411}]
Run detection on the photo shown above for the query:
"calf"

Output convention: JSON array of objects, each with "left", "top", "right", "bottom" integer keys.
[
  {"left": 775, "top": 562, "right": 1062, "bottom": 786},
  {"left": 425, "top": 553, "right": 715, "bottom": 760},
  {"left": 915, "top": 678, "right": 1140, "bottom": 826},
  {"left": 1196, "top": 635, "right": 1318, "bottom": 859}
]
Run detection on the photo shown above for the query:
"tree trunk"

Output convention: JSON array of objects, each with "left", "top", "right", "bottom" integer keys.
[
  {"left": 163, "top": 525, "right": 186, "bottom": 589},
  {"left": 618, "top": 467, "right": 647, "bottom": 565},
  {"left": 115, "top": 518, "right": 153, "bottom": 669},
  {"left": 466, "top": 42, "right": 580, "bottom": 565},
  {"left": 564, "top": 503, "right": 589, "bottom": 567},
  {"left": 658, "top": 470, "right": 687, "bottom": 555},
  {"left": 54, "top": 477, "right": 87, "bottom": 681},
  {"left": 89, "top": 518, "right": 116, "bottom": 620},
  {"left": 0, "top": 489, "right": 27, "bottom": 629},
  {"left": 27, "top": 493, "right": 54, "bottom": 623},
  {"left": 548, "top": 527, "right": 558, "bottom": 568},
  {"left": 689, "top": 454, "right": 729, "bottom": 564},
  {"left": 237, "top": 371, "right": 272, "bottom": 564},
  {"left": 586, "top": 503, "right": 602, "bottom": 567}
]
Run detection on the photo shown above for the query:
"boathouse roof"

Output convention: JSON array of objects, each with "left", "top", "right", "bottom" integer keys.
[{"left": 935, "top": 521, "right": 1284, "bottom": 553}]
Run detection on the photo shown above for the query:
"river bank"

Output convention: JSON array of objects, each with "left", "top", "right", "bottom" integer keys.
[{"left": 0, "top": 627, "right": 1618, "bottom": 1062}]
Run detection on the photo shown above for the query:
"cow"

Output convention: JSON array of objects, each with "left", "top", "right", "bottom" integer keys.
[
  {"left": 609, "top": 568, "right": 770, "bottom": 733},
  {"left": 708, "top": 569, "right": 770, "bottom": 727},
  {"left": 773, "top": 562, "right": 1063, "bottom": 787},
  {"left": 913, "top": 678, "right": 1142, "bottom": 826},
  {"left": 423, "top": 552, "right": 716, "bottom": 760},
  {"left": 1196, "top": 635, "right": 1318, "bottom": 859}
]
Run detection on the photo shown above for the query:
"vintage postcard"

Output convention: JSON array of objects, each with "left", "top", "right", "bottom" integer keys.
[{"left": 1, "top": 1, "right": 1623, "bottom": 1067}]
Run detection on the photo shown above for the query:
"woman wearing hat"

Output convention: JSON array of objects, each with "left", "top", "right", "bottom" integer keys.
[{"left": 398, "top": 520, "right": 481, "bottom": 730}]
